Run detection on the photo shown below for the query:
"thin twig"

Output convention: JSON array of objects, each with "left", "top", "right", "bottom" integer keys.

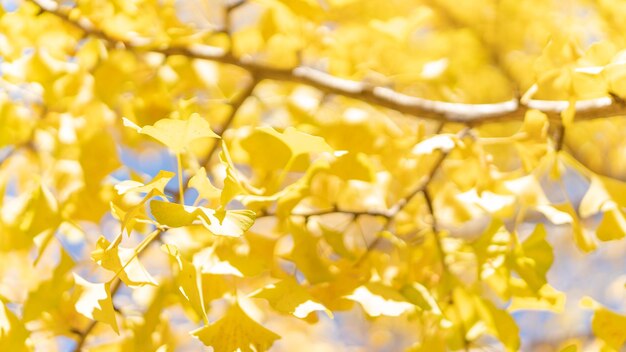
[
  {"left": 352, "top": 128, "right": 470, "bottom": 265},
  {"left": 259, "top": 206, "right": 392, "bottom": 220},
  {"left": 424, "top": 187, "right": 471, "bottom": 351},
  {"left": 71, "top": 230, "right": 163, "bottom": 351},
  {"left": 201, "top": 77, "right": 258, "bottom": 168}
]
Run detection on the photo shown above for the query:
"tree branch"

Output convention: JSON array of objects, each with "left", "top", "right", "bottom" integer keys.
[
  {"left": 351, "top": 127, "right": 469, "bottom": 265},
  {"left": 200, "top": 77, "right": 259, "bottom": 168},
  {"left": 422, "top": 158, "right": 473, "bottom": 352},
  {"left": 28, "top": 0, "right": 626, "bottom": 125},
  {"left": 259, "top": 206, "right": 392, "bottom": 220}
]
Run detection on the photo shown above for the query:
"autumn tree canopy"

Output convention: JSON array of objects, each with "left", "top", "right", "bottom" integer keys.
[{"left": 1, "top": 0, "right": 626, "bottom": 351}]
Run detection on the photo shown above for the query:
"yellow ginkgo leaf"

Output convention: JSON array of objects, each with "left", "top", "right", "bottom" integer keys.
[
  {"left": 110, "top": 194, "right": 158, "bottom": 236},
  {"left": 73, "top": 274, "right": 119, "bottom": 334},
  {"left": 123, "top": 114, "right": 219, "bottom": 153},
  {"left": 252, "top": 277, "right": 332, "bottom": 318},
  {"left": 23, "top": 248, "right": 74, "bottom": 322},
  {"left": 582, "top": 297, "right": 626, "bottom": 350},
  {"left": 150, "top": 200, "right": 198, "bottom": 227},
  {"left": 512, "top": 224, "right": 553, "bottom": 292},
  {"left": 594, "top": 309, "right": 626, "bottom": 348},
  {"left": 288, "top": 222, "right": 333, "bottom": 284},
  {"left": 191, "top": 303, "right": 280, "bottom": 352},
  {"left": 161, "top": 244, "right": 207, "bottom": 321},
  {"left": 193, "top": 247, "right": 244, "bottom": 277},
  {"left": 579, "top": 176, "right": 613, "bottom": 218},
  {"left": 16, "top": 183, "right": 62, "bottom": 261},
  {"left": 240, "top": 128, "right": 291, "bottom": 171},
  {"left": 208, "top": 209, "right": 256, "bottom": 237},
  {"left": 216, "top": 142, "right": 265, "bottom": 206},
  {"left": 327, "top": 152, "right": 374, "bottom": 182},
  {"left": 19, "top": 183, "right": 60, "bottom": 239},
  {"left": 269, "top": 126, "right": 333, "bottom": 158},
  {"left": 0, "top": 298, "right": 29, "bottom": 351},
  {"left": 111, "top": 171, "right": 176, "bottom": 235},
  {"left": 188, "top": 167, "right": 221, "bottom": 203},
  {"left": 400, "top": 283, "right": 442, "bottom": 314},
  {"left": 508, "top": 284, "right": 566, "bottom": 313},
  {"left": 220, "top": 153, "right": 246, "bottom": 205},
  {"left": 476, "top": 298, "right": 520, "bottom": 352},
  {"left": 150, "top": 200, "right": 255, "bottom": 237},
  {"left": 91, "top": 236, "right": 157, "bottom": 287},
  {"left": 318, "top": 223, "right": 355, "bottom": 260},
  {"left": 596, "top": 208, "right": 626, "bottom": 241},
  {"left": 553, "top": 203, "right": 597, "bottom": 252},
  {"left": 114, "top": 170, "right": 175, "bottom": 196},
  {"left": 347, "top": 283, "right": 414, "bottom": 317},
  {"left": 240, "top": 126, "right": 332, "bottom": 171}
]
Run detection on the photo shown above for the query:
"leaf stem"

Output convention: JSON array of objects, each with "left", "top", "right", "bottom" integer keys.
[{"left": 177, "top": 153, "right": 185, "bottom": 205}]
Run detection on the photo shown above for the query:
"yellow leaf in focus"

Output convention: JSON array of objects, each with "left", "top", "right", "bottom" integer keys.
[
  {"left": 114, "top": 170, "right": 175, "bottom": 196},
  {"left": 188, "top": 167, "right": 221, "bottom": 203},
  {"left": 150, "top": 200, "right": 256, "bottom": 237},
  {"left": 241, "top": 126, "right": 332, "bottom": 171},
  {"left": 91, "top": 236, "right": 157, "bottom": 287},
  {"left": 191, "top": 303, "right": 280, "bottom": 352},
  {"left": 123, "top": 114, "right": 219, "bottom": 153},
  {"left": 220, "top": 151, "right": 246, "bottom": 205}
]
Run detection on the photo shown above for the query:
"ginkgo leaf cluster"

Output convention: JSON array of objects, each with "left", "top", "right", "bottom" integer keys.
[{"left": 0, "top": 0, "right": 625, "bottom": 352}]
